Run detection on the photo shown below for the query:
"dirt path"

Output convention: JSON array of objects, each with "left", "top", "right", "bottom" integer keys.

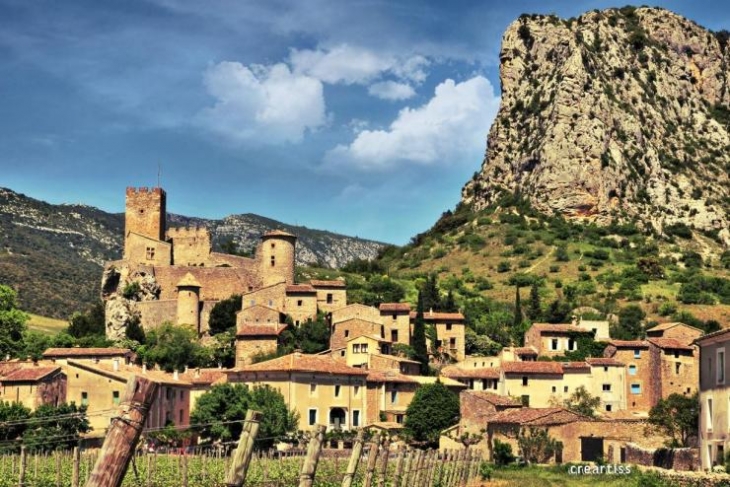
[{"left": 526, "top": 246, "right": 555, "bottom": 273}]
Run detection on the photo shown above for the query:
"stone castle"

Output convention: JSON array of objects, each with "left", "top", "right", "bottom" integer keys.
[{"left": 102, "top": 186, "right": 339, "bottom": 339}]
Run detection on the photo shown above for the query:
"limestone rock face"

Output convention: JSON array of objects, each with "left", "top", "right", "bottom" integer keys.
[
  {"left": 462, "top": 7, "right": 729, "bottom": 246},
  {"left": 102, "top": 266, "right": 160, "bottom": 340},
  {"left": 105, "top": 295, "right": 140, "bottom": 341}
]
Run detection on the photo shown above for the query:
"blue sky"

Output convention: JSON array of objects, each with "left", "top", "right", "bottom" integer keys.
[{"left": 0, "top": 1, "right": 726, "bottom": 244}]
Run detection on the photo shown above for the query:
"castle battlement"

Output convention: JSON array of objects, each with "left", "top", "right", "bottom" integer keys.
[
  {"left": 126, "top": 186, "right": 166, "bottom": 196},
  {"left": 167, "top": 226, "right": 209, "bottom": 239}
]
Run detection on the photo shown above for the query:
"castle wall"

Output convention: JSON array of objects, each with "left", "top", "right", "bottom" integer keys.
[
  {"left": 126, "top": 233, "right": 172, "bottom": 267},
  {"left": 331, "top": 304, "right": 381, "bottom": 325},
  {"left": 125, "top": 187, "right": 166, "bottom": 257},
  {"left": 168, "top": 227, "right": 211, "bottom": 267},
  {"left": 138, "top": 300, "right": 178, "bottom": 329},
  {"left": 153, "top": 267, "right": 250, "bottom": 301},
  {"left": 177, "top": 286, "right": 200, "bottom": 331},
  {"left": 242, "top": 284, "right": 287, "bottom": 313},
  {"left": 238, "top": 305, "right": 281, "bottom": 326}
]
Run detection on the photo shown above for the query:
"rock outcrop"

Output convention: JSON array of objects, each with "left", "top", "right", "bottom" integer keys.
[{"left": 462, "top": 7, "right": 729, "bottom": 246}]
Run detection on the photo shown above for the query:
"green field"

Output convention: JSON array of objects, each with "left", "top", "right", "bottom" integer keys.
[
  {"left": 485, "top": 465, "right": 676, "bottom": 487},
  {"left": 26, "top": 313, "right": 67, "bottom": 335}
]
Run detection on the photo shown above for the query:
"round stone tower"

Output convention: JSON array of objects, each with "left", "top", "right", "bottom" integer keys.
[
  {"left": 260, "top": 230, "right": 296, "bottom": 287},
  {"left": 176, "top": 272, "right": 201, "bottom": 333}
]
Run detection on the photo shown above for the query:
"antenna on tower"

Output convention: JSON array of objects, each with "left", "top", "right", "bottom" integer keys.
[{"left": 157, "top": 162, "right": 162, "bottom": 188}]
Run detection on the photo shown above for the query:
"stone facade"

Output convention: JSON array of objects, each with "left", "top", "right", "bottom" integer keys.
[
  {"left": 523, "top": 323, "right": 594, "bottom": 358},
  {"left": 0, "top": 363, "right": 66, "bottom": 410},
  {"left": 331, "top": 318, "right": 383, "bottom": 350},
  {"left": 696, "top": 328, "right": 730, "bottom": 469}
]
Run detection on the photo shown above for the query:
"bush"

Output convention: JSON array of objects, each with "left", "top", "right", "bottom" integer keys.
[
  {"left": 479, "top": 462, "right": 493, "bottom": 480},
  {"left": 493, "top": 439, "right": 516, "bottom": 465},
  {"left": 497, "top": 261, "right": 512, "bottom": 273}
]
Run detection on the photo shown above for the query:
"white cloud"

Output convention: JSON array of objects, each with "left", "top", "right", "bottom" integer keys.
[
  {"left": 367, "top": 81, "right": 416, "bottom": 101},
  {"left": 198, "top": 61, "right": 326, "bottom": 144},
  {"left": 325, "top": 76, "right": 500, "bottom": 170}
]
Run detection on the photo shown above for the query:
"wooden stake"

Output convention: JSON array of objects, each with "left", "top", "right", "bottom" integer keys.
[
  {"left": 84, "top": 376, "right": 159, "bottom": 487},
  {"left": 375, "top": 437, "right": 390, "bottom": 487},
  {"left": 224, "top": 409, "right": 263, "bottom": 487},
  {"left": 392, "top": 448, "right": 405, "bottom": 487},
  {"left": 72, "top": 446, "right": 80, "bottom": 487},
  {"left": 341, "top": 429, "right": 364, "bottom": 487},
  {"left": 56, "top": 451, "right": 62, "bottom": 487},
  {"left": 298, "top": 425, "right": 325, "bottom": 487},
  {"left": 398, "top": 449, "right": 412, "bottom": 487},
  {"left": 362, "top": 433, "right": 381, "bottom": 487},
  {"left": 17, "top": 446, "right": 26, "bottom": 487}
]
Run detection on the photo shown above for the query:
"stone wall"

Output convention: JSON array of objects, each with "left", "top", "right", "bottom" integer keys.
[
  {"left": 238, "top": 305, "right": 281, "bottom": 326},
  {"left": 242, "top": 284, "right": 287, "bottom": 313},
  {"left": 154, "top": 267, "right": 251, "bottom": 301},
  {"left": 125, "top": 187, "right": 166, "bottom": 251},
  {"left": 284, "top": 293, "right": 318, "bottom": 326},
  {"left": 126, "top": 233, "right": 172, "bottom": 266},
  {"left": 331, "top": 305, "right": 381, "bottom": 325},
  {"left": 168, "top": 227, "right": 211, "bottom": 266},
  {"left": 331, "top": 319, "right": 382, "bottom": 350},
  {"left": 138, "top": 300, "right": 178, "bottom": 330},
  {"left": 236, "top": 336, "right": 278, "bottom": 367},
  {"left": 624, "top": 443, "right": 701, "bottom": 471}
]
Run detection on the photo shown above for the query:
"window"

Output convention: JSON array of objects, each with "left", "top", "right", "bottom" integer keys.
[
  {"left": 564, "top": 386, "right": 568, "bottom": 393},
  {"left": 340, "top": 350, "right": 346, "bottom": 357},
  {"left": 482, "top": 379, "right": 488, "bottom": 390},
  {"left": 522, "top": 376, "right": 528, "bottom": 386},
  {"left": 606, "top": 405, "right": 612, "bottom": 412},
  {"left": 179, "top": 409, "right": 183, "bottom": 423},
  {"left": 449, "top": 338, "right": 456, "bottom": 348},
  {"left": 361, "top": 344, "right": 368, "bottom": 353},
  {"left": 380, "top": 326, "right": 385, "bottom": 338},
  {"left": 326, "top": 293, "right": 333, "bottom": 304},
  {"left": 628, "top": 365, "right": 637, "bottom": 375},
  {"left": 604, "top": 366, "right": 608, "bottom": 372},
  {"left": 631, "top": 384, "right": 641, "bottom": 394},
  {"left": 707, "top": 398, "right": 713, "bottom": 430},
  {"left": 308, "top": 409, "right": 317, "bottom": 426},
  {"left": 551, "top": 386, "right": 557, "bottom": 393},
  {"left": 353, "top": 344, "right": 360, "bottom": 353},
  {"left": 521, "top": 395, "right": 530, "bottom": 406},
  {"left": 112, "top": 391, "right": 120, "bottom": 405},
  {"left": 718, "top": 349, "right": 726, "bottom": 384},
  {"left": 297, "top": 300, "right": 303, "bottom": 307},
  {"left": 352, "top": 410, "right": 360, "bottom": 427},
  {"left": 396, "top": 414, "right": 404, "bottom": 424},
  {"left": 391, "top": 390, "right": 398, "bottom": 404},
  {"left": 446, "top": 324, "right": 452, "bottom": 331},
  {"left": 271, "top": 243, "right": 275, "bottom": 249},
  {"left": 568, "top": 338, "right": 576, "bottom": 351},
  {"left": 550, "top": 339, "right": 559, "bottom": 351},
  {"left": 345, "top": 330, "right": 350, "bottom": 338},
  {"left": 391, "top": 330, "right": 399, "bottom": 342},
  {"left": 602, "top": 384, "right": 611, "bottom": 392},
  {"left": 145, "top": 247, "right": 155, "bottom": 260},
  {"left": 81, "top": 392, "right": 88, "bottom": 406},
  {"left": 310, "top": 384, "right": 317, "bottom": 396},
  {"left": 334, "top": 385, "right": 341, "bottom": 397},
  {"left": 675, "top": 362, "right": 681, "bottom": 375},
  {"left": 634, "top": 350, "right": 641, "bottom": 359},
  {"left": 270, "top": 256, "right": 275, "bottom": 267}
]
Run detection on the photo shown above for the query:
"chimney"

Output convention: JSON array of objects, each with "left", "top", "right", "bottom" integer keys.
[
  {"left": 113, "top": 358, "right": 120, "bottom": 371},
  {"left": 142, "top": 364, "right": 147, "bottom": 374},
  {"left": 5, "top": 354, "right": 9, "bottom": 361},
  {"left": 184, "top": 365, "right": 189, "bottom": 374},
  {"left": 173, "top": 370, "right": 179, "bottom": 381}
]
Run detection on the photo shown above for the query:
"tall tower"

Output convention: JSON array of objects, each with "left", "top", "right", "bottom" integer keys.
[
  {"left": 260, "top": 230, "right": 296, "bottom": 287},
  {"left": 176, "top": 272, "right": 201, "bottom": 333},
  {"left": 124, "top": 187, "right": 167, "bottom": 258}
]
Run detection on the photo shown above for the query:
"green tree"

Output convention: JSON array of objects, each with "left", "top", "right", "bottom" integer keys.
[
  {"left": 527, "top": 283, "right": 541, "bottom": 321},
  {"left": 208, "top": 294, "right": 242, "bottom": 335},
  {"left": 412, "top": 292, "right": 429, "bottom": 374},
  {"left": 421, "top": 274, "right": 442, "bottom": 311},
  {"left": 562, "top": 385, "right": 601, "bottom": 418},
  {"left": 125, "top": 316, "right": 146, "bottom": 344},
  {"left": 492, "top": 439, "right": 515, "bottom": 465},
  {"left": 517, "top": 427, "right": 561, "bottom": 464},
  {"left": 464, "top": 328, "right": 501, "bottom": 356},
  {"left": 0, "top": 285, "right": 29, "bottom": 358},
  {"left": 191, "top": 384, "right": 297, "bottom": 448},
  {"left": 0, "top": 401, "right": 31, "bottom": 449},
  {"left": 614, "top": 305, "right": 646, "bottom": 340},
  {"left": 513, "top": 287, "right": 522, "bottom": 328},
  {"left": 404, "top": 381, "right": 459, "bottom": 445},
  {"left": 443, "top": 290, "right": 457, "bottom": 313},
  {"left": 22, "top": 403, "right": 91, "bottom": 452},
  {"left": 67, "top": 302, "right": 106, "bottom": 339},
  {"left": 139, "top": 322, "right": 211, "bottom": 372},
  {"left": 648, "top": 393, "right": 699, "bottom": 447}
]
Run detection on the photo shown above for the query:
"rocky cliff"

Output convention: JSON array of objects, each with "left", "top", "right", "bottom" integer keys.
[{"left": 462, "top": 7, "right": 729, "bottom": 246}]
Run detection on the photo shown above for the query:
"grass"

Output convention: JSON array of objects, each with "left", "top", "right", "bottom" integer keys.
[
  {"left": 27, "top": 313, "right": 67, "bottom": 335},
  {"left": 481, "top": 465, "right": 669, "bottom": 487}
]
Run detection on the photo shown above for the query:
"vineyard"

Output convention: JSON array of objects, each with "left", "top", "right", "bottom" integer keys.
[{"left": 0, "top": 444, "right": 479, "bottom": 487}]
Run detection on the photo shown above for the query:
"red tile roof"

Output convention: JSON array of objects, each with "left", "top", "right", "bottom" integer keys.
[
  {"left": 441, "top": 365, "right": 500, "bottom": 379},
  {"left": 514, "top": 347, "right": 538, "bottom": 355},
  {"left": 485, "top": 408, "right": 590, "bottom": 426},
  {"left": 608, "top": 340, "right": 649, "bottom": 349},
  {"left": 285, "top": 284, "right": 316, "bottom": 293},
  {"left": 586, "top": 358, "right": 624, "bottom": 367},
  {"left": 238, "top": 353, "right": 368, "bottom": 376},
  {"left": 236, "top": 324, "right": 288, "bottom": 337},
  {"left": 694, "top": 328, "right": 730, "bottom": 345},
  {"left": 409, "top": 311, "right": 465, "bottom": 321},
  {"left": 646, "top": 322, "right": 703, "bottom": 333},
  {"left": 379, "top": 303, "right": 411, "bottom": 312},
  {"left": 43, "top": 348, "right": 133, "bottom": 358},
  {"left": 309, "top": 280, "right": 346, "bottom": 288},
  {"left": 1, "top": 366, "right": 61, "bottom": 382},
  {"left": 462, "top": 391, "right": 522, "bottom": 407},
  {"left": 501, "top": 361, "right": 563, "bottom": 375},
  {"left": 178, "top": 368, "right": 228, "bottom": 385},
  {"left": 366, "top": 371, "right": 419, "bottom": 383},
  {"left": 530, "top": 323, "right": 592, "bottom": 334},
  {"left": 561, "top": 361, "right": 591, "bottom": 371},
  {"left": 647, "top": 338, "right": 695, "bottom": 351}
]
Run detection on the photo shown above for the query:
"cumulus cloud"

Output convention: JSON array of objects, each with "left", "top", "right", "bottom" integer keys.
[
  {"left": 198, "top": 61, "right": 326, "bottom": 144},
  {"left": 367, "top": 81, "right": 416, "bottom": 101},
  {"left": 324, "top": 76, "right": 500, "bottom": 170}
]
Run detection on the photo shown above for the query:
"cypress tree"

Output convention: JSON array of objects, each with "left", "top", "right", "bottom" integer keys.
[
  {"left": 514, "top": 286, "right": 523, "bottom": 328},
  {"left": 422, "top": 274, "right": 442, "bottom": 311},
  {"left": 412, "top": 291, "right": 429, "bottom": 374},
  {"left": 527, "top": 283, "right": 541, "bottom": 320},
  {"left": 444, "top": 290, "right": 457, "bottom": 313}
]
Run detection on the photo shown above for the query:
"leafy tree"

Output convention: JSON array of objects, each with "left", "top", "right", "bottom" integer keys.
[
  {"left": 513, "top": 287, "right": 522, "bottom": 328},
  {"left": 545, "top": 299, "right": 571, "bottom": 323},
  {"left": 443, "top": 290, "right": 457, "bottom": 313},
  {"left": 464, "top": 328, "right": 501, "bottom": 356},
  {"left": 421, "top": 274, "right": 442, "bottom": 311},
  {"left": 22, "top": 403, "right": 91, "bottom": 452},
  {"left": 22, "top": 331, "right": 51, "bottom": 361},
  {"left": 0, "top": 401, "right": 31, "bottom": 449},
  {"left": 613, "top": 305, "right": 645, "bottom": 340},
  {"left": 207, "top": 330, "right": 236, "bottom": 368},
  {"left": 648, "top": 393, "right": 699, "bottom": 447},
  {"left": 208, "top": 294, "right": 242, "bottom": 335},
  {"left": 0, "top": 285, "right": 29, "bottom": 358},
  {"left": 517, "top": 427, "right": 561, "bottom": 464},
  {"left": 68, "top": 302, "right": 106, "bottom": 339},
  {"left": 527, "top": 283, "right": 541, "bottom": 321},
  {"left": 562, "top": 385, "right": 601, "bottom": 418},
  {"left": 412, "top": 292, "right": 429, "bottom": 374},
  {"left": 492, "top": 439, "right": 515, "bottom": 465},
  {"left": 191, "top": 384, "right": 297, "bottom": 448},
  {"left": 125, "top": 316, "right": 146, "bottom": 344},
  {"left": 351, "top": 275, "right": 405, "bottom": 307},
  {"left": 404, "top": 381, "right": 459, "bottom": 445},
  {"left": 277, "top": 312, "right": 331, "bottom": 354},
  {"left": 138, "top": 322, "right": 211, "bottom": 372}
]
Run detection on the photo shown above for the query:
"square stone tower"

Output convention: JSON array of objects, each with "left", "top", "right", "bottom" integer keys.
[{"left": 124, "top": 187, "right": 166, "bottom": 257}]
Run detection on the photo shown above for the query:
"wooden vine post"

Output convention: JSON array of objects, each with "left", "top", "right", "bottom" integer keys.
[
  {"left": 341, "top": 429, "right": 365, "bottom": 487},
  {"left": 224, "top": 409, "right": 263, "bottom": 487},
  {"left": 84, "top": 376, "right": 158, "bottom": 487}
]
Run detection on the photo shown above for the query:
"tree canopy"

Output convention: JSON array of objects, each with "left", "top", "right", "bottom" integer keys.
[
  {"left": 0, "top": 285, "right": 29, "bottom": 358},
  {"left": 138, "top": 322, "right": 211, "bottom": 372},
  {"left": 648, "top": 392, "right": 699, "bottom": 447},
  {"left": 208, "top": 294, "right": 242, "bottom": 335},
  {"left": 561, "top": 385, "right": 601, "bottom": 418},
  {"left": 404, "top": 381, "right": 459, "bottom": 445},
  {"left": 411, "top": 292, "right": 429, "bottom": 374}
]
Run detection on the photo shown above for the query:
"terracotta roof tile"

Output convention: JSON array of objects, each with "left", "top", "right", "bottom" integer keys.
[
  {"left": 486, "top": 408, "right": 590, "bottom": 426},
  {"left": 695, "top": 328, "right": 730, "bottom": 345},
  {"left": 176, "top": 272, "right": 201, "bottom": 288},
  {"left": 236, "top": 324, "right": 288, "bottom": 337},
  {"left": 514, "top": 347, "right": 538, "bottom": 355},
  {"left": 409, "top": 311, "right": 465, "bottom": 321},
  {"left": 1, "top": 366, "right": 61, "bottom": 382},
  {"left": 369, "top": 353, "right": 420, "bottom": 364},
  {"left": 647, "top": 338, "right": 695, "bottom": 351},
  {"left": 285, "top": 284, "right": 316, "bottom": 293},
  {"left": 501, "top": 361, "right": 563, "bottom": 375},
  {"left": 462, "top": 390, "right": 522, "bottom": 407},
  {"left": 646, "top": 322, "right": 702, "bottom": 333},
  {"left": 586, "top": 358, "right": 624, "bottom": 367},
  {"left": 309, "top": 280, "right": 346, "bottom": 288},
  {"left": 441, "top": 365, "right": 500, "bottom": 379},
  {"left": 608, "top": 340, "right": 649, "bottom": 349},
  {"left": 178, "top": 368, "right": 227, "bottom": 385},
  {"left": 68, "top": 361, "right": 193, "bottom": 387},
  {"left": 530, "top": 323, "right": 592, "bottom": 334},
  {"left": 561, "top": 361, "right": 590, "bottom": 371},
  {"left": 238, "top": 353, "right": 368, "bottom": 376},
  {"left": 379, "top": 303, "right": 411, "bottom": 312},
  {"left": 43, "top": 348, "right": 133, "bottom": 358}
]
